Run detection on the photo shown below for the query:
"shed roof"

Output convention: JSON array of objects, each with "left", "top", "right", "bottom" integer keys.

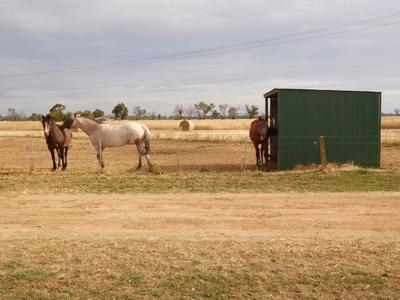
[{"left": 264, "top": 88, "right": 381, "bottom": 99}]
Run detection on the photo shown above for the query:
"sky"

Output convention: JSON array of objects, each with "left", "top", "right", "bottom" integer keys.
[{"left": 0, "top": 0, "right": 399, "bottom": 116}]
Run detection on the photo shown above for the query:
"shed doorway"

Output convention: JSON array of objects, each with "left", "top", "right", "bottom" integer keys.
[{"left": 265, "top": 95, "right": 278, "bottom": 171}]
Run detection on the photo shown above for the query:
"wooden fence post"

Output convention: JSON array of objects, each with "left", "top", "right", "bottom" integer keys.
[{"left": 319, "top": 136, "right": 327, "bottom": 169}]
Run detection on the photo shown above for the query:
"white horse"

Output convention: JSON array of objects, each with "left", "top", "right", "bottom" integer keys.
[{"left": 70, "top": 115, "right": 152, "bottom": 169}]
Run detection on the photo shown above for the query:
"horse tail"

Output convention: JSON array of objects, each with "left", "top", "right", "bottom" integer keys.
[
  {"left": 145, "top": 138, "right": 151, "bottom": 154},
  {"left": 142, "top": 125, "right": 151, "bottom": 154}
]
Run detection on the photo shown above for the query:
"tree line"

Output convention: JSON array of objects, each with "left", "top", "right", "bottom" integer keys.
[{"left": 0, "top": 101, "right": 262, "bottom": 121}]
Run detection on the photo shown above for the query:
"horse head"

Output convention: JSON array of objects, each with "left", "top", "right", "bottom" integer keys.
[
  {"left": 68, "top": 113, "right": 81, "bottom": 132},
  {"left": 41, "top": 114, "right": 54, "bottom": 137},
  {"left": 257, "top": 116, "right": 268, "bottom": 142}
]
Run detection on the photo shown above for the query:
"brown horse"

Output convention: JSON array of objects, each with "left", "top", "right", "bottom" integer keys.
[
  {"left": 41, "top": 114, "right": 72, "bottom": 171},
  {"left": 249, "top": 117, "right": 268, "bottom": 170}
]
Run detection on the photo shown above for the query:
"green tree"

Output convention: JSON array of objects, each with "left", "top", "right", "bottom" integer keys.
[
  {"left": 244, "top": 105, "right": 259, "bottom": 118},
  {"left": 29, "top": 113, "right": 41, "bottom": 121},
  {"left": 93, "top": 109, "right": 105, "bottom": 118},
  {"left": 211, "top": 109, "right": 220, "bottom": 119},
  {"left": 49, "top": 103, "right": 66, "bottom": 121},
  {"left": 112, "top": 103, "right": 129, "bottom": 120},
  {"left": 64, "top": 112, "right": 73, "bottom": 120},
  {"left": 194, "top": 101, "right": 215, "bottom": 119},
  {"left": 228, "top": 106, "right": 240, "bottom": 119},
  {"left": 80, "top": 110, "right": 93, "bottom": 118}
]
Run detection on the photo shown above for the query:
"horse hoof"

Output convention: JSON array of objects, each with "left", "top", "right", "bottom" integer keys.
[
  {"left": 62, "top": 168, "right": 67, "bottom": 172},
  {"left": 51, "top": 168, "right": 56, "bottom": 172}
]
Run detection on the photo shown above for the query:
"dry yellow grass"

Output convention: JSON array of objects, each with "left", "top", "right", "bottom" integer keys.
[
  {"left": 293, "top": 162, "right": 360, "bottom": 172},
  {"left": 381, "top": 116, "right": 400, "bottom": 129},
  {"left": 1, "top": 116, "right": 398, "bottom": 131},
  {"left": 0, "top": 119, "right": 253, "bottom": 131}
]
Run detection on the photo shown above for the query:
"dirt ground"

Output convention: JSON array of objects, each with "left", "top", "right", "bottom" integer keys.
[
  {"left": 0, "top": 192, "right": 399, "bottom": 298},
  {"left": 0, "top": 137, "right": 257, "bottom": 172},
  {"left": 1, "top": 192, "right": 399, "bottom": 241}
]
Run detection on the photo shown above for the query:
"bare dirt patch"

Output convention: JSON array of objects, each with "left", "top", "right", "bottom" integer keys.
[
  {"left": 0, "top": 192, "right": 399, "bottom": 298},
  {"left": 1, "top": 192, "right": 399, "bottom": 241}
]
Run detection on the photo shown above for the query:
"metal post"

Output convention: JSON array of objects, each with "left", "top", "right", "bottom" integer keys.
[
  {"left": 242, "top": 137, "right": 247, "bottom": 171},
  {"left": 177, "top": 137, "right": 181, "bottom": 172},
  {"left": 319, "top": 136, "right": 328, "bottom": 169},
  {"left": 30, "top": 138, "right": 34, "bottom": 172}
]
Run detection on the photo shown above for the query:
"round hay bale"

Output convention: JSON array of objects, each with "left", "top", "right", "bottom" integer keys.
[{"left": 179, "top": 120, "right": 194, "bottom": 131}]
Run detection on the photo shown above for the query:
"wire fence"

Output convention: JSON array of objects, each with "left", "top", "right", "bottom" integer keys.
[{"left": 0, "top": 130, "right": 399, "bottom": 172}]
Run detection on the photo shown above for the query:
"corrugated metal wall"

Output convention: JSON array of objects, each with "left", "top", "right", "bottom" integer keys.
[{"left": 276, "top": 89, "right": 381, "bottom": 170}]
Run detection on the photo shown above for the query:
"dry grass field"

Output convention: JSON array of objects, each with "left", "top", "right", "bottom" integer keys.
[
  {"left": 1, "top": 116, "right": 399, "bottom": 131},
  {"left": 381, "top": 116, "right": 400, "bottom": 129},
  {"left": 0, "top": 120, "right": 400, "bottom": 298},
  {"left": 0, "top": 119, "right": 253, "bottom": 131}
]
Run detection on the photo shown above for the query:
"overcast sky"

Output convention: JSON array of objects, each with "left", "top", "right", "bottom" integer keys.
[{"left": 0, "top": 0, "right": 399, "bottom": 115}]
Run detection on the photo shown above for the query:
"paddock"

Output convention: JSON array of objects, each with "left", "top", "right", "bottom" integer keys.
[
  {"left": 0, "top": 120, "right": 399, "bottom": 298},
  {"left": 0, "top": 131, "right": 399, "bottom": 172}
]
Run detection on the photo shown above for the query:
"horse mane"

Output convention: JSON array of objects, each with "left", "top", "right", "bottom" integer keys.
[
  {"left": 61, "top": 119, "right": 74, "bottom": 129},
  {"left": 78, "top": 116, "right": 107, "bottom": 124}
]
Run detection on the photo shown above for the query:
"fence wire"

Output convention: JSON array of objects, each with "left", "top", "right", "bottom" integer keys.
[{"left": 0, "top": 132, "right": 399, "bottom": 172}]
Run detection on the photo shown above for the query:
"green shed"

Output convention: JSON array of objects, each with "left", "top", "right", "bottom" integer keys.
[{"left": 263, "top": 88, "right": 381, "bottom": 170}]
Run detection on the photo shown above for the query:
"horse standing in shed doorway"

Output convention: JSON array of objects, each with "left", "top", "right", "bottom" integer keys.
[
  {"left": 249, "top": 117, "right": 269, "bottom": 170},
  {"left": 70, "top": 115, "right": 152, "bottom": 170},
  {"left": 41, "top": 114, "right": 72, "bottom": 171}
]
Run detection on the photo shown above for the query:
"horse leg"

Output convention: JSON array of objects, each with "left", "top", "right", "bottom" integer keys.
[
  {"left": 264, "top": 140, "right": 268, "bottom": 165},
  {"left": 62, "top": 147, "right": 68, "bottom": 171},
  {"left": 50, "top": 148, "right": 57, "bottom": 171},
  {"left": 54, "top": 148, "right": 61, "bottom": 168},
  {"left": 136, "top": 145, "right": 143, "bottom": 170},
  {"left": 254, "top": 144, "right": 260, "bottom": 170},
  {"left": 260, "top": 142, "right": 266, "bottom": 170},
  {"left": 59, "top": 146, "right": 65, "bottom": 170},
  {"left": 144, "top": 153, "right": 152, "bottom": 168},
  {"left": 57, "top": 151, "right": 61, "bottom": 168},
  {"left": 140, "top": 143, "right": 153, "bottom": 169},
  {"left": 96, "top": 147, "right": 105, "bottom": 168}
]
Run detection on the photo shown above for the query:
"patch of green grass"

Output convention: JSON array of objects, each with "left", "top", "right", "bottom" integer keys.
[
  {"left": 161, "top": 270, "right": 231, "bottom": 298},
  {"left": 341, "top": 273, "right": 389, "bottom": 286},
  {"left": 12, "top": 268, "right": 51, "bottom": 281},
  {"left": 124, "top": 270, "right": 144, "bottom": 286},
  {"left": 0, "top": 240, "right": 398, "bottom": 299},
  {"left": 0, "top": 169, "right": 399, "bottom": 193}
]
